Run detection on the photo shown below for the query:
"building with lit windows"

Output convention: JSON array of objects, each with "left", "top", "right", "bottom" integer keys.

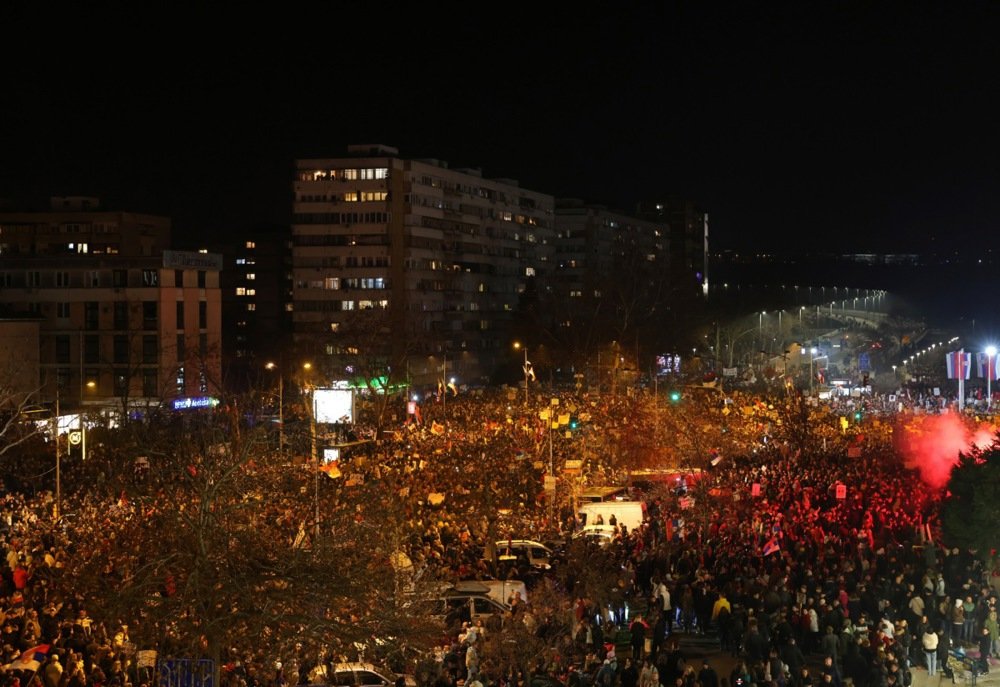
[
  {"left": 201, "top": 229, "right": 292, "bottom": 389},
  {"left": 551, "top": 199, "right": 671, "bottom": 354},
  {"left": 292, "top": 145, "right": 556, "bottom": 385},
  {"left": 0, "top": 197, "right": 223, "bottom": 412},
  {"left": 636, "top": 197, "right": 709, "bottom": 299}
]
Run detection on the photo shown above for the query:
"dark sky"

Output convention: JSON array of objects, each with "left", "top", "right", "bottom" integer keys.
[{"left": 4, "top": 3, "right": 1000, "bottom": 253}]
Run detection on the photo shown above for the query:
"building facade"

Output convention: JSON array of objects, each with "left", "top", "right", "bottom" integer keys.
[
  {"left": 551, "top": 199, "right": 671, "bottom": 362},
  {"left": 292, "top": 145, "right": 556, "bottom": 386},
  {"left": 0, "top": 198, "right": 223, "bottom": 411},
  {"left": 200, "top": 230, "right": 292, "bottom": 390}
]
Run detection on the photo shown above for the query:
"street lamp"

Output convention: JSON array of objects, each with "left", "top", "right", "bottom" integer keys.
[
  {"left": 300, "top": 362, "right": 320, "bottom": 538},
  {"left": 265, "top": 361, "right": 284, "bottom": 453},
  {"left": 54, "top": 384, "right": 61, "bottom": 521},
  {"left": 986, "top": 345, "right": 997, "bottom": 410}
]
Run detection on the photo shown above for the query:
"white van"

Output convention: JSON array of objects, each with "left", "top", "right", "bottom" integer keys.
[
  {"left": 450, "top": 579, "right": 529, "bottom": 606},
  {"left": 577, "top": 501, "right": 645, "bottom": 532}
]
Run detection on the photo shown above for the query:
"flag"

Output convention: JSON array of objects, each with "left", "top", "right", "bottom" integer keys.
[
  {"left": 523, "top": 361, "right": 536, "bottom": 382},
  {"left": 946, "top": 351, "right": 972, "bottom": 379},
  {"left": 762, "top": 536, "right": 780, "bottom": 557},
  {"left": 977, "top": 352, "right": 1000, "bottom": 381},
  {"left": 430, "top": 421, "right": 445, "bottom": 435},
  {"left": 447, "top": 381, "right": 458, "bottom": 396},
  {"left": 6, "top": 644, "right": 50, "bottom": 672}
]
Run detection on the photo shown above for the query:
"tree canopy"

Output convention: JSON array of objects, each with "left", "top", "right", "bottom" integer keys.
[{"left": 940, "top": 435, "right": 1000, "bottom": 560}]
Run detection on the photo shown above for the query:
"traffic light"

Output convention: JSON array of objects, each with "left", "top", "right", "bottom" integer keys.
[
  {"left": 669, "top": 390, "right": 681, "bottom": 403},
  {"left": 854, "top": 410, "right": 863, "bottom": 422}
]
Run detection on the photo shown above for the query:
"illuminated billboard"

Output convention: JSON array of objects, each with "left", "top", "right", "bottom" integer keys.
[{"left": 313, "top": 388, "right": 354, "bottom": 424}]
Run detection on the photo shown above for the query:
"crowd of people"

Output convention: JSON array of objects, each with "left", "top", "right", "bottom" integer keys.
[{"left": 0, "top": 375, "right": 995, "bottom": 687}]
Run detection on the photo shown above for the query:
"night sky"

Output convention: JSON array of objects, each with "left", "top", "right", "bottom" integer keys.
[{"left": 4, "top": 4, "right": 1000, "bottom": 254}]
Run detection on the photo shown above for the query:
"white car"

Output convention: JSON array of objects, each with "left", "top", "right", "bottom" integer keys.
[
  {"left": 302, "top": 662, "right": 415, "bottom": 687},
  {"left": 492, "top": 539, "right": 553, "bottom": 570},
  {"left": 571, "top": 524, "right": 618, "bottom": 546}
]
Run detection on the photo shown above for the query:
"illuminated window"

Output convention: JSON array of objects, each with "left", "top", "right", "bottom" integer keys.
[
  {"left": 344, "top": 192, "right": 359, "bottom": 202},
  {"left": 525, "top": 267, "right": 536, "bottom": 277},
  {"left": 236, "top": 287, "right": 246, "bottom": 296},
  {"left": 342, "top": 301, "right": 355, "bottom": 310},
  {"left": 375, "top": 168, "right": 388, "bottom": 179},
  {"left": 245, "top": 288, "right": 256, "bottom": 296},
  {"left": 245, "top": 241, "right": 255, "bottom": 249},
  {"left": 361, "top": 191, "right": 387, "bottom": 201},
  {"left": 246, "top": 303, "right": 256, "bottom": 311},
  {"left": 324, "top": 277, "right": 339, "bottom": 290},
  {"left": 343, "top": 168, "right": 358, "bottom": 180},
  {"left": 246, "top": 273, "right": 255, "bottom": 280},
  {"left": 329, "top": 323, "right": 339, "bottom": 332}
]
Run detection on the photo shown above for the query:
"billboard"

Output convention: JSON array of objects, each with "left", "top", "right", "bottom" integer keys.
[
  {"left": 656, "top": 354, "right": 682, "bottom": 375},
  {"left": 313, "top": 388, "right": 354, "bottom": 424}
]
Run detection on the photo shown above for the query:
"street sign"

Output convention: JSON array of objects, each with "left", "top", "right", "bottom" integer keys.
[
  {"left": 68, "top": 431, "right": 82, "bottom": 445},
  {"left": 858, "top": 353, "right": 871, "bottom": 372}
]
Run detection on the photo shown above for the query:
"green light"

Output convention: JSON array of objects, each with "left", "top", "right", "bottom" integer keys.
[{"left": 670, "top": 391, "right": 681, "bottom": 402}]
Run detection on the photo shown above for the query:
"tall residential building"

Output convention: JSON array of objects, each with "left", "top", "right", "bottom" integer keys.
[
  {"left": 0, "top": 197, "right": 223, "bottom": 412},
  {"left": 551, "top": 199, "right": 671, "bottom": 360},
  {"left": 636, "top": 197, "right": 709, "bottom": 299},
  {"left": 292, "top": 145, "right": 555, "bottom": 386},
  {"left": 200, "top": 229, "right": 293, "bottom": 390}
]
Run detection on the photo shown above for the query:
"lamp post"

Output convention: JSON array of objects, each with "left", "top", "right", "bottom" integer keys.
[
  {"left": 55, "top": 385, "right": 60, "bottom": 520},
  {"left": 987, "top": 345, "right": 997, "bottom": 410},
  {"left": 82, "top": 380, "right": 96, "bottom": 463},
  {"left": 300, "top": 361, "right": 319, "bottom": 538},
  {"left": 265, "top": 361, "right": 284, "bottom": 453}
]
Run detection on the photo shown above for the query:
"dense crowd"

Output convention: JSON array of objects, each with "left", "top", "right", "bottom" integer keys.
[{"left": 0, "top": 379, "right": 995, "bottom": 687}]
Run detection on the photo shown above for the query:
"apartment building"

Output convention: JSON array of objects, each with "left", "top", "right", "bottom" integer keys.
[
  {"left": 552, "top": 199, "right": 671, "bottom": 356},
  {"left": 292, "top": 145, "right": 556, "bottom": 385},
  {"left": 0, "top": 197, "right": 223, "bottom": 411},
  {"left": 200, "top": 230, "right": 292, "bottom": 389}
]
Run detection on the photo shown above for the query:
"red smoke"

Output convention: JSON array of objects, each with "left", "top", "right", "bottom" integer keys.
[{"left": 896, "top": 412, "right": 999, "bottom": 489}]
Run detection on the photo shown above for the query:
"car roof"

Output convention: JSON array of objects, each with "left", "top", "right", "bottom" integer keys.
[
  {"left": 332, "top": 663, "right": 383, "bottom": 673},
  {"left": 495, "top": 539, "right": 551, "bottom": 549},
  {"left": 441, "top": 593, "right": 509, "bottom": 608}
]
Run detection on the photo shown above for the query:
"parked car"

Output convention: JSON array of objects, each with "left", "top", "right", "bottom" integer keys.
[
  {"left": 492, "top": 539, "right": 553, "bottom": 570},
  {"left": 299, "top": 662, "right": 415, "bottom": 687},
  {"left": 570, "top": 524, "right": 617, "bottom": 546}
]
